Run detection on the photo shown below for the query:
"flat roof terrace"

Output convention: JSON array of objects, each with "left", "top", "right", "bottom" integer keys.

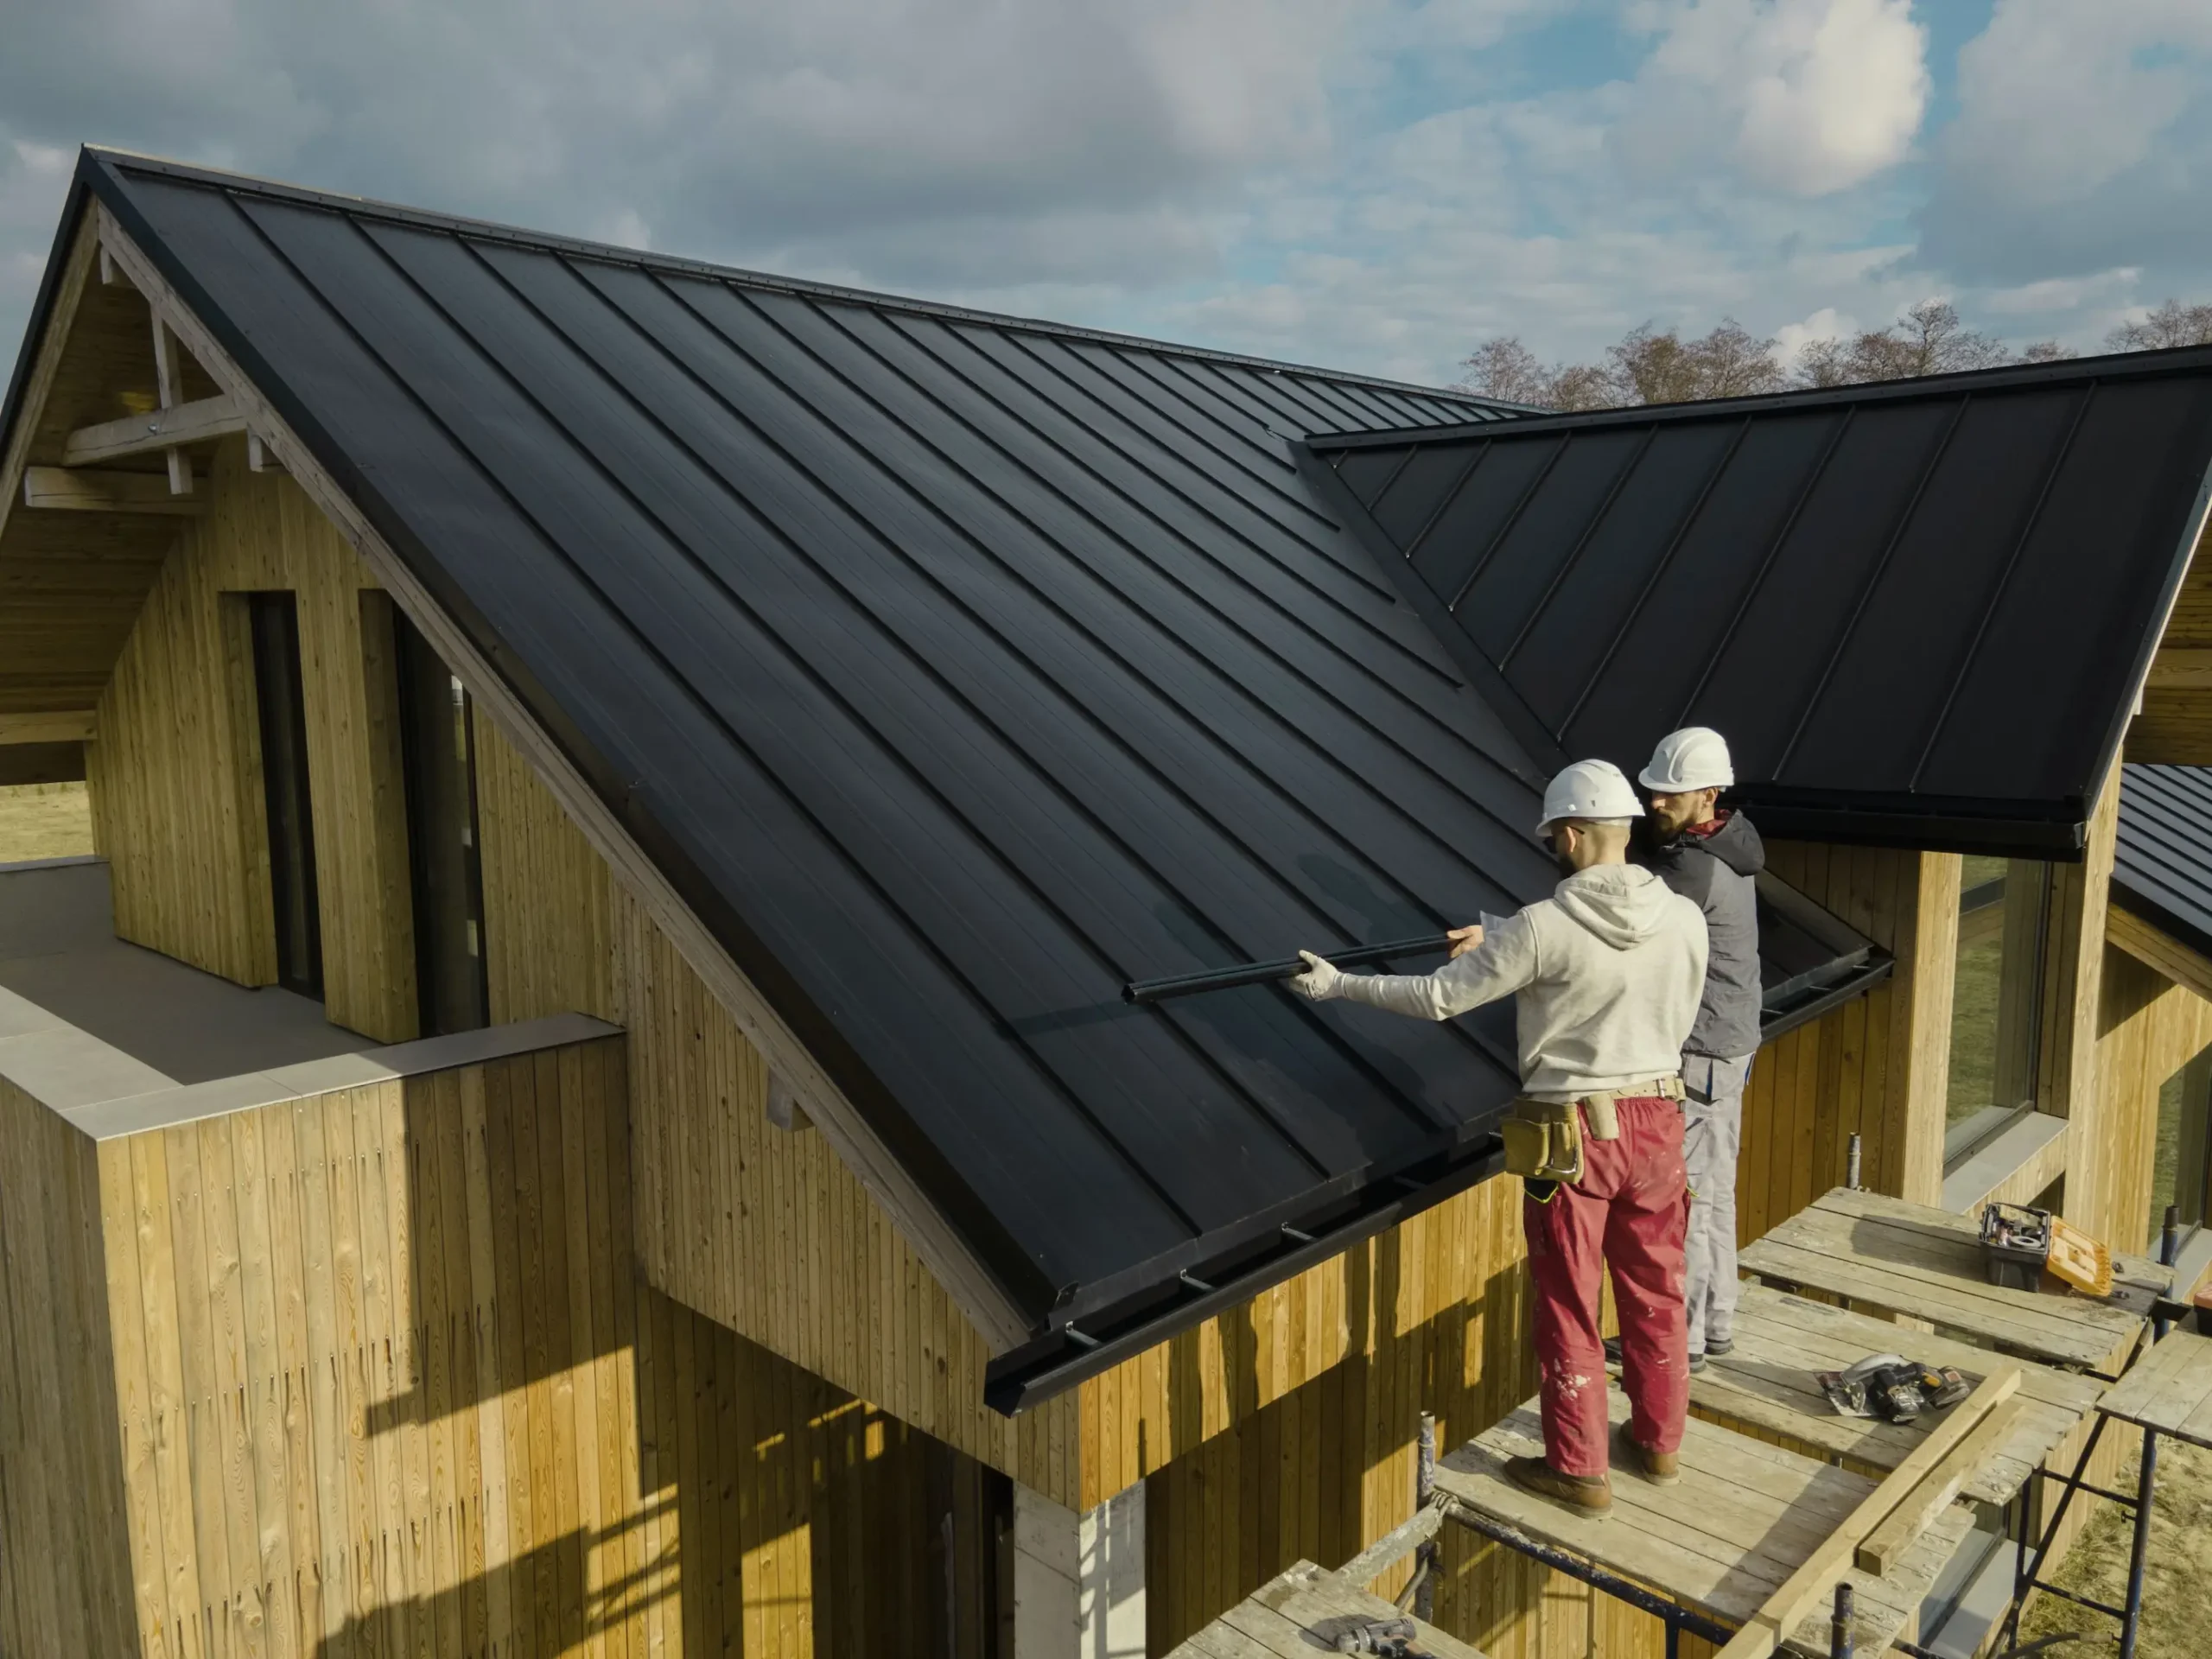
[
  {"left": 0, "top": 855, "right": 613, "bottom": 1136},
  {"left": 0, "top": 855, "right": 375, "bottom": 1095}
]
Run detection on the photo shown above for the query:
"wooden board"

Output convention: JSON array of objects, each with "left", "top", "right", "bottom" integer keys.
[
  {"left": 2092, "top": 1330, "right": 2212, "bottom": 1450},
  {"left": 1738, "top": 1185, "right": 2156, "bottom": 1370},
  {"left": 1678, "top": 1281, "right": 2102, "bottom": 1504},
  {"left": 1166, "top": 1559, "right": 1490, "bottom": 1659},
  {"left": 1433, "top": 1389, "right": 1976, "bottom": 1659}
]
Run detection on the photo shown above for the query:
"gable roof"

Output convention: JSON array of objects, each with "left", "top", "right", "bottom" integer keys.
[
  {"left": 2, "top": 152, "right": 1882, "bottom": 1407},
  {"left": 49, "top": 150, "right": 1562, "bottom": 1336},
  {"left": 1303, "top": 360, "right": 2212, "bottom": 855}
]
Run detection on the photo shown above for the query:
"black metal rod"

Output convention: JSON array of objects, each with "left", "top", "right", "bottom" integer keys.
[
  {"left": 1831, "top": 1581, "right": 1854, "bottom": 1659},
  {"left": 2004, "top": 1412, "right": 2111, "bottom": 1652},
  {"left": 2120, "top": 1426, "right": 2159, "bottom": 1659},
  {"left": 1124, "top": 933, "right": 1455, "bottom": 1004},
  {"left": 2029, "top": 1580, "right": 2129, "bottom": 1622},
  {"left": 1445, "top": 1506, "right": 1738, "bottom": 1646}
]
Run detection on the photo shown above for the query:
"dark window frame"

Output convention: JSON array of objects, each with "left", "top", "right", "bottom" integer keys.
[
  {"left": 246, "top": 592, "right": 324, "bottom": 999},
  {"left": 392, "top": 612, "right": 491, "bottom": 1037}
]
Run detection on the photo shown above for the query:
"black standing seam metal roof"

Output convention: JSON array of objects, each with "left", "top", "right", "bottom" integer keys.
[
  {"left": 1304, "top": 359, "right": 2212, "bottom": 857},
  {"left": 2114, "top": 765, "right": 2212, "bottom": 960},
  {"left": 54, "top": 153, "right": 1561, "bottom": 1333},
  {"left": 9, "top": 153, "right": 1891, "bottom": 1407}
]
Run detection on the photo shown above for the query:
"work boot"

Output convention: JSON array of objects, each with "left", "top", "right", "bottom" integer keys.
[
  {"left": 1503, "top": 1455, "right": 1611, "bottom": 1516},
  {"left": 1615, "top": 1424, "right": 1681, "bottom": 1487},
  {"left": 1706, "top": 1337, "right": 1734, "bottom": 1358}
]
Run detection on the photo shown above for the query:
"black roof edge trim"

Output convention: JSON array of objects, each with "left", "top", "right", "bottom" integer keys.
[
  {"left": 79, "top": 149, "right": 1062, "bottom": 1325},
  {"left": 2084, "top": 454, "right": 2212, "bottom": 830},
  {"left": 83, "top": 149, "right": 1510, "bottom": 416},
  {"left": 0, "top": 175, "right": 95, "bottom": 481},
  {"left": 1727, "top": 790, "right": 2088, "bottom": 860},
  {"left": 1291, "top": 442, "right": 1566, "bottom": 785},
  {"left": 1300, "top": 341, "right": 2212, "bottom": 450},
  {"left": 2110, "top": 882, "right": 2212, "bottom": 970},
  {"left": 985, "top": 1134, "right": 1510, "bottom": 1414},
  {"left": 1760, "top": 953, "right": 1895, "bottom": 1044},
  {"left": 985, "top": 926, "right": 1894, "bottom": 1412}
]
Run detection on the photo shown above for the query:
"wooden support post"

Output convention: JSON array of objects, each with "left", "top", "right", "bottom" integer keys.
[
  {"left": 149, "top": 311, "right": 192, "bottom": 494},
  {"left": 1712, "top": 1367, "right": 2022, "bottom": 1659}
]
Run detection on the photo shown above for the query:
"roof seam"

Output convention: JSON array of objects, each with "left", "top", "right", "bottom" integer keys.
[
  {"left": 231, "top": 187, "right": 1202, "bottom": 1236},
  {"left": 94, "top": 151, "right": 1505, "bottom": 413},
  {"left": 1908, "top": 385, "right": 2101, "bottom": 791},
  {"left": 1770, "top": 395, "right": 1975, "bottom": 779}
]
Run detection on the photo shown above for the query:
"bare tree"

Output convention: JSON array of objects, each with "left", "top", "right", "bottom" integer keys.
[
  {"left": 2016, "top": 340, "right": 2077, "bottom": 364},
  {"left": 1455, "top": 337, "right": 1560, "bottom": 406},
  {"left": 1790, "top": 300, "right": 2007, "bottom": 388},
  {"left": 2107, "top": 299, "right": 2212, "bottom": 352},
  {"left": 1605, "top": 320, "right": 1785, "bottom": 405}
]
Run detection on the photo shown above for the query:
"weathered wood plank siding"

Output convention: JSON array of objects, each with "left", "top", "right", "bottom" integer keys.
[
  {"left": 0, "top": 1077, "right": 137, "bottom": 1657},
  {"left": 88, "top": 438, "right": 417, "bottom": 1040}
]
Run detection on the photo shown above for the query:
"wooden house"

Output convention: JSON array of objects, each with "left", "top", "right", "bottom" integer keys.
[{"left": 5, "top": 148, "right": 2212, "bottom": 1658}]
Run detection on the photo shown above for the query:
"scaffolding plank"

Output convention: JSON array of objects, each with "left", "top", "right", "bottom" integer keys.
[
  {"left": 1164, "top": 1560, "right": 1488, "bottom": 1659},
  {"left": 2094, "top": 1329, "right": 2212, "bottom": 1449}
]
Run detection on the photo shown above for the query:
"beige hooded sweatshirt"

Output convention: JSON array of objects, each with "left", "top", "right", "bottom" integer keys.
[{"left": 1327, "top": 865, "right": 1708, "bottom": 1103}]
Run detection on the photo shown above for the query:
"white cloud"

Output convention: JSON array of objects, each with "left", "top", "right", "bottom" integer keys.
[
  {"left": 1614, "top": 0, "right": 1928, "bottom": 196},
  {"left": 1922, "top": 1, "right": 2212, "bottom": 282}
]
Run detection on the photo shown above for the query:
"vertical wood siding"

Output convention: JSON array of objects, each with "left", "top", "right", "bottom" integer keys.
[
  {"left": 0, "top": 1077, "right": 137, "bottom": 1657},
  {"left": 88, "top": 439, "right": 417, "bottom": 1041},
  {"left": 469, "top": 714, "right": 1084, "bottom": 1511},
  {"left": 36, "top": 1037, "right": 1001, "bottom": 1658}
]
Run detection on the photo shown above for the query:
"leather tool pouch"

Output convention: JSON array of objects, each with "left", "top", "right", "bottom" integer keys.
[
  {"left": 1581, "top": 1093, "right": 1622, "bottom": 1141},
  {"left": 1501, "top": 1099, "right": 1583, "bottom": 1183}
]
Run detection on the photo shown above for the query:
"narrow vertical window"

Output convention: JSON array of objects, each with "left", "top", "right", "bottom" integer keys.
[
  {"left": 394, "top": 612, "right": 489, "bottom": 1034},
  {"left": 1945, "top": 856, "right": 2052, "bottom": 1166},
  {"left": 2150, "top": 1046, "right": 2212, "bottom": 1253},
  {"left": 248, "top": 592, "right": 324, "bottom": 998}
]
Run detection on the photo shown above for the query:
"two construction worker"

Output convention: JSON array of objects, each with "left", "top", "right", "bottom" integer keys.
[{"left": 1291, "top": 728, "right": 1759, "bottom": 1514}]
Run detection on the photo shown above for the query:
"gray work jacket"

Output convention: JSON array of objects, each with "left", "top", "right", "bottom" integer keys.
[{"left": 1641, "top": 811, "right": 1764, "bottom": 1061}]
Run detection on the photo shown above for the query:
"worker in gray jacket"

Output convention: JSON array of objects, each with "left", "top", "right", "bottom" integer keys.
[{"left": 1637, "top": 727, "right": 1763, "bottom": 1372}]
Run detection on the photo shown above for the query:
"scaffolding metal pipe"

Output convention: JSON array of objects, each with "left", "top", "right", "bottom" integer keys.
[
  {"left": 1442, "top": 1504, "right": 1738, "bottom": 1647},
  {"left": 1123, "top": 933, "right": 1455, "bottom": 1003}
]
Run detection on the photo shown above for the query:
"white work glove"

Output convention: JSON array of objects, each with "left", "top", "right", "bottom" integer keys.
[{"left": 1288, "top": 950, "right": 1344, "bottom": 1001}]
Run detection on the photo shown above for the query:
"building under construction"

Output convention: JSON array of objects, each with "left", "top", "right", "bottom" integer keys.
[{"left": 5, "top": 147, "right": 2212, "bottom": 1657}]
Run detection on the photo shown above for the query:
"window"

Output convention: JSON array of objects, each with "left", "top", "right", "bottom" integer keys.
[
  {"left": 2149, "top": 1046, "right": 2212, "bottom": 1255},
  {"left": 393, "top": 613, "right": 489, "bottom": 1035},
  {"left": 1944, "top": 856, "right": 2054, "bottom": 1166},
  {"left": 247, "top": 593, "right": 323, "bottom": 998}
]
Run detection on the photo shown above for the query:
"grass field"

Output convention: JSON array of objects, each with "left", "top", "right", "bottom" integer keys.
[
  {"left": 2014, "top": 1435, "right": 2212, "bottom": 1659},
  {"left": 0, "top": 781, "right": 94, "bottom": 862}
]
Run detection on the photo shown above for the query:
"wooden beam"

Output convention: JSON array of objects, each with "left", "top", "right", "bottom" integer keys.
[
  {"left": 0, "top": 215, "right": 101, "bottom": 552},
  {"left": 22, "top": 466, "right": 205, "bottom": 517},
  {"left": 1853, "top": 1396, "right": 2029, "bottom": 1574},
  {"left": 149, "top": 313, "right": 193, "bottom": 495},
  {"left": 60, "top": 394, "right": 245, "bottom": 468},
  {"left": 246, "top": 431, "right": 283, "bottom": 474},
  {"left": 2108, "top": 902, "right": 2212, "bottom": 1007},
  {"left": 91, "top": 201, "right": 1040, "bottom": 1355},
  {"left": 1712, "top": 1367, "right": 2023, "bottom": 1659},
  {"left": 0, "top": 711, "right": 97, "bottom": 745}
]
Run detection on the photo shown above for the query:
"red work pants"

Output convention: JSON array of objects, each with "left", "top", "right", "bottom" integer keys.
[{"left": 1522, "top": 1096, "right": 1689, "bottom": 1478}]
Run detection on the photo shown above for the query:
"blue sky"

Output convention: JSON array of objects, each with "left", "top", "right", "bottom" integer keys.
[{"left": 6, "top": 0, "right": 2212, "bottom": 389}]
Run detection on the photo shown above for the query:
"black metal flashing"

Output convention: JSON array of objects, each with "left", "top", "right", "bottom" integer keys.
[{"left": 1306, "top": 359, "right": 2212, "bottom": 857}]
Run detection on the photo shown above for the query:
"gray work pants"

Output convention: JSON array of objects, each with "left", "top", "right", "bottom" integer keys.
[{"left": 1681, "top": 1051, "right": 1754, "bottom": 1356}]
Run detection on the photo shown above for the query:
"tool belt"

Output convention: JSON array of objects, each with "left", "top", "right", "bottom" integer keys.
[{"left": 1500, "top": 1077, "right": 1686, "bottom": 1183}]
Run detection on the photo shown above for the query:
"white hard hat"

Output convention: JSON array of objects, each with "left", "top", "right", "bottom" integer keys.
[
  {"left": 1535, "top": 760, "right": 1646, "bottom": 834},
  {"left": 1639, "top": 727, "right": 1735, "bottom": 792}
]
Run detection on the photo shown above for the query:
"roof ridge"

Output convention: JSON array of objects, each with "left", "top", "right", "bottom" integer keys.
[{"left": 81, "top": 146, "right": 1506, "bottom": 413}]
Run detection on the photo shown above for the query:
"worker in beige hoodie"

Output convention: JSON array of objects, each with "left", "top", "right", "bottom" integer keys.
[{"left": 1290, "top": 760, "right": 1707, "bottom": 1515}]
